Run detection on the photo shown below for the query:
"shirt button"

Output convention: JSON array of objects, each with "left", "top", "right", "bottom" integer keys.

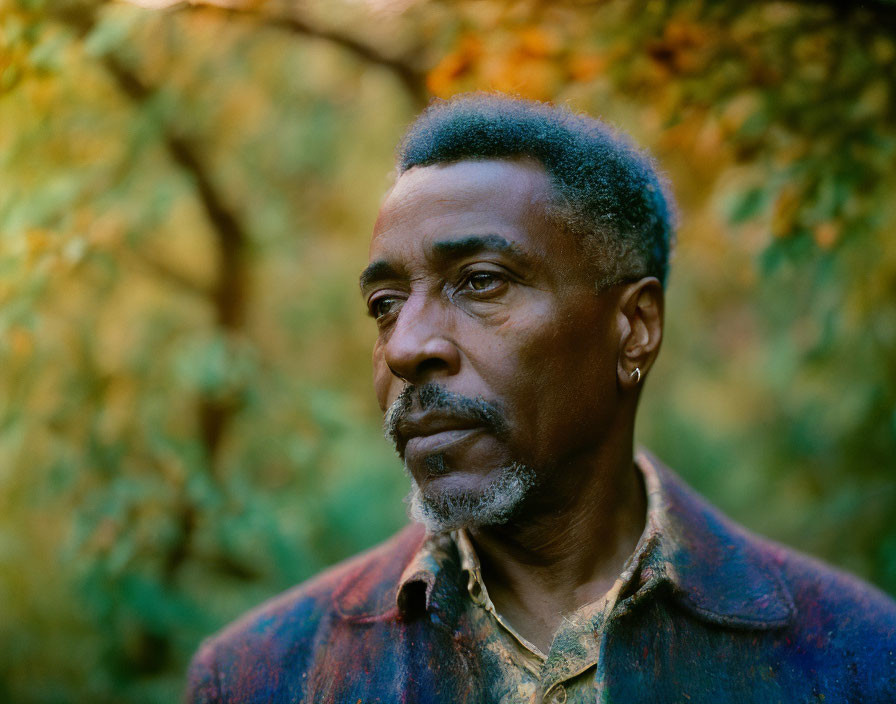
[{"left": 546, "top": 685, "right": 567, "bottom": 704}]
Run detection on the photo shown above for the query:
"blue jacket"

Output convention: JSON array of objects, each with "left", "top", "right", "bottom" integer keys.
[{"left": 186, "top": 455, "right": 896, "bottom": 703}]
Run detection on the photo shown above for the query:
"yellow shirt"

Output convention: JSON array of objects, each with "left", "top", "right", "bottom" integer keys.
[{"left": 447, "top": 459, "right": 670, "bottom": 704}]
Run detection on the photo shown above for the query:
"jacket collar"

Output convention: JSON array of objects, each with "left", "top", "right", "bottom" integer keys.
[
  {"left": 395, "top": 531, "right": 465, "bottom": 622},
  {"left": 635, "top": 450, "right": 795, "bottom": 629},
  {"left": 337, "top": 451, "right": 794, "bottom": 630}
]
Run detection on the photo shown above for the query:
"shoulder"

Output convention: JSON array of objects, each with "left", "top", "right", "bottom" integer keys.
[
  {"left": 644, "top": 451, "right": 896, "bottom": 633},
  {"left": 766, "top": 535, "right": 896, "bottom": 699},
  {"left": 641, "top": 451, "right": 896, "bottom": 699},
  {"left": 732, "top": 521, "right": 896, "bottom": 699},
  {"left": 185, "top": 523, "right": 426, "bottom": 704},
  {"left": 770, "top": 533, "right": 896, "bottom": 642}
]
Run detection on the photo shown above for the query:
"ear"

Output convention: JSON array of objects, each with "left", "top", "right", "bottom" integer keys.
[{"left": 616, "top": 277, "right": 664, "bottom": 390}]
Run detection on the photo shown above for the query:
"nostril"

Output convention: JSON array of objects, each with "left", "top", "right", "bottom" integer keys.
[
  {"left": 416, "top": 358, "right": 450, "bottom": 378},
  {"left": 386, "top": 362, "right": 410, "bottom": 383}
]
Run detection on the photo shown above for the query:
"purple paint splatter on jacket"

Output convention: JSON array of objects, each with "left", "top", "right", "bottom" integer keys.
[{"left": 186, "top": 451, "right": 896, "bottom": 703}]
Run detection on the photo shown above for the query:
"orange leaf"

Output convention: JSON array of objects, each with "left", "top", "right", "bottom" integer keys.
[
  {"left": 567, "top": 52, "right": 607, "bottom": 82},
  {"left": 813, "top": 222, "right": 839, "bottom": 249}
]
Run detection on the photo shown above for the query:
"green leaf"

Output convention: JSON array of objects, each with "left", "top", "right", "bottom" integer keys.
[{"left": 727, "top": 186, "right": 768, "bottom": 224}]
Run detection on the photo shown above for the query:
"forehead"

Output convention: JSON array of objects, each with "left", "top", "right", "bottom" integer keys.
[{"left": 369, "top": 159, "right": 558, "bottom": 260}]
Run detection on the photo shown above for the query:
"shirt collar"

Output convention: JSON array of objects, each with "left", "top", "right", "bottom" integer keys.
[{"left": 395, "top": 450, "right": 794, "bottom": 630}]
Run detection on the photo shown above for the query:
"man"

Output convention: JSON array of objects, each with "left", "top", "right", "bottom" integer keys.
[{"left": 187, "top": 94, "right": 896, "bottom": 703}]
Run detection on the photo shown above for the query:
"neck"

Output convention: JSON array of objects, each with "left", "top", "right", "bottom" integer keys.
[{"left": 467, "top": 431, "right": 646, "bottom": 651}]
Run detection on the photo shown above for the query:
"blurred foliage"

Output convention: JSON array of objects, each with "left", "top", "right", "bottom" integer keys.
[{"left": 1, "top": 0, "right": 894, "bottom": 701}]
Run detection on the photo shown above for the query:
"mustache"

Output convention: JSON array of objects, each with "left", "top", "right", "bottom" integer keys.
[{"left": 383, "top": 383, "right": 509, "bottom": 449}]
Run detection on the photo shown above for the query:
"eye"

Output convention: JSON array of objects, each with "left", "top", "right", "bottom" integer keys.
[
  {"left": 369, "top": 295, "right": 403, "bottom": 320},
  {"left": 463, "top": 271, "right": 505, "bottom": 294}
]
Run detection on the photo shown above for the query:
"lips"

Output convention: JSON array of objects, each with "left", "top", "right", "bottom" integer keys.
[
  {"left": 395, "top": 413, "right": 485, "bottom": 458},
  {"left": 405, "top": 427, "right": 486, "bottom": 459}
]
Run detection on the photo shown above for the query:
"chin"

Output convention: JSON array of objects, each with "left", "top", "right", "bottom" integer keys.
[{"left": 405, "top": 461, "right": 536, "bottom": 534}]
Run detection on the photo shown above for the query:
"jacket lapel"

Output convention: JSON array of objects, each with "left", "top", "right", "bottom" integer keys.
[{"left": 324, "top": 524, "right": 483, "bottom": 703}]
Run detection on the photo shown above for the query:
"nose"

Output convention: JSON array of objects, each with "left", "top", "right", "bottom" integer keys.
[{"left": 383, "top": 294, "right": 461, "bottom": 385}]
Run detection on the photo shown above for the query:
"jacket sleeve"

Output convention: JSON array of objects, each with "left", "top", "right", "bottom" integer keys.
[{"left": 184, "top": 641, "right": 223, "bottom": 704}]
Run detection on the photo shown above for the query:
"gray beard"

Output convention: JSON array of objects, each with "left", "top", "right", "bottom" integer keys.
[
  {"left": 384, "top": 382, "right": 532, "bottom": 533},
  {"left": 404, "top": 461, "right": 537, "bottom": 534}
]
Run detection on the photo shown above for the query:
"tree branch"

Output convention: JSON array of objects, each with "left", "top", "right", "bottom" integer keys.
[
  {"left": 177, "top": 1, "right": 429, "bottom": 107},
  {"left": 125, "top": 249, "right": 212, "bottom": 298},
  {"left": 99, "top": 53, "right": 247, "bottom": 475},
  {"left": 57, "top": 5, "right": 249, "bottom": 332},
  {"left": 267, "top": 12, "right": 428, "bottom": 107},
  {"left": 54, "top": 4, "right": 250, "bottom": 589},
  {"left": 98, "top": 55, "right": 249, "bottom": 331}
]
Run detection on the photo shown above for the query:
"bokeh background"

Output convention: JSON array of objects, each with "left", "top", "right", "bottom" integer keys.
[{"left": 2, "top": 0, "right": 895, "bottom": 701}]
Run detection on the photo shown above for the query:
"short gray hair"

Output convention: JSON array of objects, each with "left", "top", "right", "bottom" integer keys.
[{"left": 398, "top": 92, "right": 676, "bottom": 289}]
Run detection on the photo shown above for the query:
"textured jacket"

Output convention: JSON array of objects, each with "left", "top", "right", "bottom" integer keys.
[{"left": 186, "top": 454, "right": 896, "bottom": 703}]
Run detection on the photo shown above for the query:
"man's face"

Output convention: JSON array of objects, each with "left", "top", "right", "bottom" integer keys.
[{"left": 361, "top": 159, "right": 623, "bottom": 529}]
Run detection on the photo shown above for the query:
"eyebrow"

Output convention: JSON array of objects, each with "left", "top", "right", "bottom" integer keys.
[
  {"left": 359, "top": 260, "right": 402, "bottom": 293},
  {"left": 359, "top": 234, "right": 527, "bottom": 294},
  {"left": 431, "top": 234, "right": 523, "bottom": 259}
]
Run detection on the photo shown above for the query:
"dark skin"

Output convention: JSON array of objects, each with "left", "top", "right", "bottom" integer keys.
[{"left": 361, "top": 158, "right": 664, "bottom": 653}]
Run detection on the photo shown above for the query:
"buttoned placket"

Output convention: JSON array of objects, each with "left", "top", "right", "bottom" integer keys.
[
  {"left": 539, "top": 579, "right": 626, "bottom": 702},
  {"left": 395, "top": 454, "right": 672, "bottom": 703},
  {"left": 455, "top": 528, "right": 653, "bottom": 703}
]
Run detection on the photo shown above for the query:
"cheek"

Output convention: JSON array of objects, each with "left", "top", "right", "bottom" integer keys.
[
  {"left": 494, "top": 301, "right": 618, "bottom": 452},
  {"left": 501, "top": 300, "right": 610, "bottom": 383}
]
